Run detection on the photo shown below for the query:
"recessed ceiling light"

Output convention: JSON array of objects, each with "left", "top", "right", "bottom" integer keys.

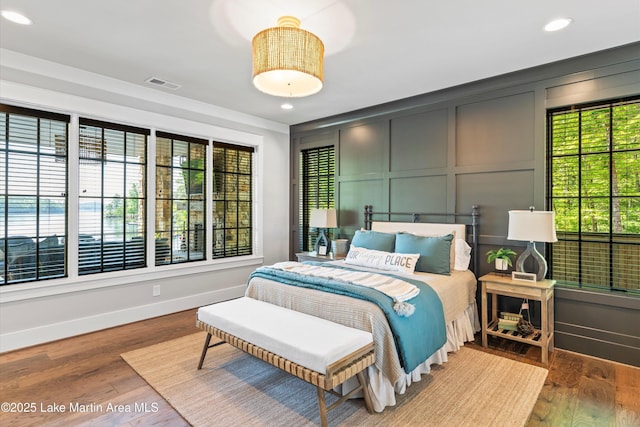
[
  {"left": 281, "top": 103, "right": 293, "bottom": 110},
  {"left": 544, "top": 18, "right": 572, "bottom": 32},
  {"left": 1, "top": 10, "right": 32, "bottom": 25}
]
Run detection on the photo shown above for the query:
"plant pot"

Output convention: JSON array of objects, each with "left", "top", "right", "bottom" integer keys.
[{"left": 495, "top": 259, "right": 509, "bottom": 271}]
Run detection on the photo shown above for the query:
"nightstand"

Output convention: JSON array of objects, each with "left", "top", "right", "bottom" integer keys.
[
  {"left": 295, "top": 251, "right": 345, "bottom": 263},
  {"left": 480, "top": 273, "right": 555, "bottom": 364}
]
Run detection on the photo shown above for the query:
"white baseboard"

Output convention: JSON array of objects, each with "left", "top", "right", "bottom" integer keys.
[{"left": 0, "top": 285, "right": 245, "bottom": 353}]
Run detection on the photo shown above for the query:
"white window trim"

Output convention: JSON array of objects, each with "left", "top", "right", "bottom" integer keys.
[{"left": 0, "top": 98, "right": 265, "bottom": 303}]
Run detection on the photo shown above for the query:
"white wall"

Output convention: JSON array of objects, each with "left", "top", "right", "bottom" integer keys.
[{"left": 0, "top": 55, "right": 290, "bottom": 352}]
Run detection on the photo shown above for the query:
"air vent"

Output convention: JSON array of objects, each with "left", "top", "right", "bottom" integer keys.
[{"left": 145, "top": 77, "right": 181, "bottom": 90}]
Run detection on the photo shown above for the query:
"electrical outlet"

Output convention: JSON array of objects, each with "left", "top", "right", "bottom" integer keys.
[{"left": 153, "top": 285, "right": 161, "bottom": 297}]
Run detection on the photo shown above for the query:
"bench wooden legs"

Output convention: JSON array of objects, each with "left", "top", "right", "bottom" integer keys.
[
  {"left": 197, "top": 333, "right": 212, "bottom": 370},
  {"left": 198, "top": 332, "right": 374, "bottom": 427},
  {"left": 197, "top": 332, "right": 225, "bottom": 370},
  {"left": 317, "top": 386, "right": 329, "bottom": 427},
  {"left": 357, "top": 371, "right": 374, "bottom": 415},
  {"left": 317, "top": 371, "right": 374, "bottom": 427}
]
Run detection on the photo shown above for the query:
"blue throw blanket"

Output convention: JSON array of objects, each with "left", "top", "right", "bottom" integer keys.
[{"left": 249, "top": 262, "right": 446, "bottom": 373}]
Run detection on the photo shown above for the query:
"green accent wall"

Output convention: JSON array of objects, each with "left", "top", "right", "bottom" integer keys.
[{"left": 290, "top": 42, "right": 640, "bottom": 367}]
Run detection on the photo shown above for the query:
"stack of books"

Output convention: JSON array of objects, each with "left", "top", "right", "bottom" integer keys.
[{"left": 498, "top": 312, "right": 522, "bottom": 331}]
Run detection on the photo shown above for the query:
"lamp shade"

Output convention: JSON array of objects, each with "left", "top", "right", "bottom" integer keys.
[
  {"left": 252, "top": 16, "right": 324, "bottom": 97},
  {"left": 309, "top": 208, "right": 337, "bottom": 228},
  {"left": 507, "top": 210, "right": 557, "bottom": 243}
]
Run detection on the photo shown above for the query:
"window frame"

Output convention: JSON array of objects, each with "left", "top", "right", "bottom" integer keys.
[
  {"left": 0, "top": 102, "right": 262, "bottom": 291},
  {"left": 77, "top": 117, "right": 149, "bottom": 275},
  {"left": 0, "top": 104, "right": 70, "bottom": 285},
  {"left": 155, "top": 131, "right": 207, "bottom": 265},
  {"left": 211, "top": 141, "right": 254, "bottom": 259},
  {"left": 546, "top": 96, "right": 640, "bottom": 293},
  {"left": 299, "top": 145, "right": 335, "bottom": 252}
]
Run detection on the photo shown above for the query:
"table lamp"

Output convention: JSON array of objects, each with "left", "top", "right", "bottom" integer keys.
[
  {"left": 507, "top": 207, "right": 557, "bottom": 281},
  {"left": 309, "top": 208, "right": 337, "bottom": 255}
]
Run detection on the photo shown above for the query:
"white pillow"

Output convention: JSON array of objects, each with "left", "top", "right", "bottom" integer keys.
[
  {"left": 345, "top": 245, "right": 420, "bottom": 274},
  {"left": 454, "top": 239, "right": 472, "bottom": 271}
]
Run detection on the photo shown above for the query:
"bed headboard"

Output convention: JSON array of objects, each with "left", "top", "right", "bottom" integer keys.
[{"left": 363, "top": 205, "right": 480, "bottom": 274}]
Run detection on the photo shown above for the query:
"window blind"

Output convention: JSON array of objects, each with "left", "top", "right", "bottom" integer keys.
[
  {"left": 0, "top": 104, "right": 69, "bottom": 284},
  {"left": 300, "top": 145, "right": 335, "bottom": 251},
  {"left": 77, "top": 118, "right": 148, "bottom": 275},
  {"left": 155, "top": 132, "right": 207, "bottom": 265},
  {"left": 212, "top": 142, "right": 253, "bottom": 258},
  {"left": 547, "top": 97, "right": 640, "bottom": 292}
]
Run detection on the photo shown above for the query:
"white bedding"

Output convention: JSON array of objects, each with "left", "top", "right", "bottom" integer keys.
[
  {"left": 245, "top": 260, "right": 479, "bottom": 412},
  {"left": 328, "top": 260, "right": 476, "bottom": 324}
]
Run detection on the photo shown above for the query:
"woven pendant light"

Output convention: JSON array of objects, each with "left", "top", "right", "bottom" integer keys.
[{"left": 252, "top": 16, "right": 324, "bottom": 97}]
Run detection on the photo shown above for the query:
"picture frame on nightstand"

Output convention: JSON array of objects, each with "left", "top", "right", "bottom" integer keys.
[{"left": 512, "top": 271, "right": 537, "bottom": 282}]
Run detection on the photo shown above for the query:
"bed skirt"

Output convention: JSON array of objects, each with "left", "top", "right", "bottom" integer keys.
[{"left": 360, "top": 301, "right": 480, "bottom": 412}]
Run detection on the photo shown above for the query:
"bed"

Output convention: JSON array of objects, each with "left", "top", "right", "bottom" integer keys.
[{"left": 245, "top": 205, "right": 480, "bottom": 412}]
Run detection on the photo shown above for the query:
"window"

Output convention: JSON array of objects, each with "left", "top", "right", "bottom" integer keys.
[
  {"left": 155, "top": 132, "right": 206, "bottom": 265},
  {"left": 547, "top": 97, "right": 640, "bottom": 292},
  {"left": 0, "top": 104, "right": 69, "bottom": 284},
  {"left": 78, "top": 118, "right": 148, "bottom": 274},
  {"left": 299, "top": 145, "right": 335, "bottom": 251},
  {"left": 212, "top": 143, "right": 253, "bottom": 258},
  {"left": 2, "top": 104, "right": 257, "bottom": 284}
]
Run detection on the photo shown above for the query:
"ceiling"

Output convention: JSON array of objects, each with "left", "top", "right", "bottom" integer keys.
[{"left": 1, "top": 0, "right": 639, "bottom": 127}]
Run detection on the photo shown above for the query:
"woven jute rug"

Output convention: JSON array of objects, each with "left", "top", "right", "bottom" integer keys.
[{"left": 122, "top": 332, "right": 547, "bottom": 426}]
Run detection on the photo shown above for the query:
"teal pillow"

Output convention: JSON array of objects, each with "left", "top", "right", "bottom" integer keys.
[
  {"left": 351, "top": 230, "right": 395, "bottom": 252},
  {"left": 395, "top": 232, "right": 454, "bottom": 275}
]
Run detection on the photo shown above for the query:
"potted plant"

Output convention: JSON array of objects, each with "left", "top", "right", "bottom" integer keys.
[{"left": 486, "top": 248, "right": 517, "bottom": 271}]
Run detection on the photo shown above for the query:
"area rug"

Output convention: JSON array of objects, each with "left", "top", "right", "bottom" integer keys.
[{"left": 122, "top": 332, "right": 547, "bottom": 426}]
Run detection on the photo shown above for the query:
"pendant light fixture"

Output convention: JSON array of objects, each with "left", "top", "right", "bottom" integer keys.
[{"left": 252, "top": 16, "right": 324, "bottom": 97}]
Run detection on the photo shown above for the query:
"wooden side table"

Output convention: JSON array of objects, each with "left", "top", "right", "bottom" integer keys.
[
  {"left": 479, "top": 273, "right": 555, "bottom": 364},
  {"left": 295, "top": 252, "right": 345, "bottom": 263}
]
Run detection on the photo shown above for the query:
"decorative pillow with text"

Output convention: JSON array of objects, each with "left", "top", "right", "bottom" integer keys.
[{"left": 345, "top": 245, "right": 420, "bottom": 274}]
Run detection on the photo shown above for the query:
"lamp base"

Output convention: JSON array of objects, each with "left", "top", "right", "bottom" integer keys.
[
  {"left": 515, "top": 241, "right": 547, "bottom": 281},
  {"left": 314, "top": 229, "right": 331, "bottom": 255}
]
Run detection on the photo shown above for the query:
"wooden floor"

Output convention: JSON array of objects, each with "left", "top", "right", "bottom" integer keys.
[{"left": 1, "top": 308, "right": 638, "bottom": 427}]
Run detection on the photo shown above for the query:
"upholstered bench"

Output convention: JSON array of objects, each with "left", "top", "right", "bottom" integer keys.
[{"left": 196, "top": 297, "right": 375, "bottom": 426}]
